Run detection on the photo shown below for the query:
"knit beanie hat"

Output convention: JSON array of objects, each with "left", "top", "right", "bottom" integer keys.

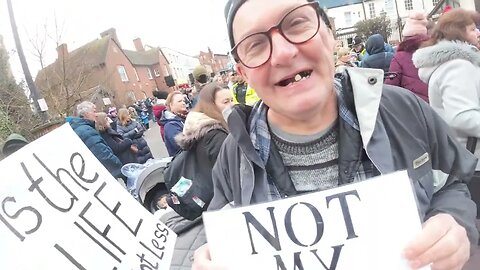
[
  {"left": 402, "top": 12, "right": 428, "bottom": 37},
  {"left": 224, "top": 0, "right": 330, "bottom": 50}
]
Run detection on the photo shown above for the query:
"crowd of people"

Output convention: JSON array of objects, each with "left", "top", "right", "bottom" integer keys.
[{"left": 3, "top": 1, "right": 480, "bottom": 269}]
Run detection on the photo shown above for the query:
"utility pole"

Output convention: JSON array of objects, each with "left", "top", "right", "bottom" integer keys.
[
  {"left": 361, "top": 0, "right": 367, "bottom": 19},
  {"left": 7, "top": 0, "right": 48, "bottom": 121},
  {"left": 393, "top": 0, "right": 403, "bottom": 41}
]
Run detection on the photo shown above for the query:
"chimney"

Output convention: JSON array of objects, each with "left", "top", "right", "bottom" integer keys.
[
  {"left": 133, "top": 38, "right": 144, "bottom": 52},
  {"left": 100, "top": 28, "right": 121, "bottom": 48},
  {"left": 56, "top": 43, "right": 68, "bottom": 61}
]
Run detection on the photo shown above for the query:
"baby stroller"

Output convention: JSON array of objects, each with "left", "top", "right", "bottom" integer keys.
[{"left": 129, "top": 157, "right": 172, "bottom": 213}]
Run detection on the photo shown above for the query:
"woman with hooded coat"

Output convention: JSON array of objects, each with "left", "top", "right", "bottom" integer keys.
[
  {"left": 385, "top": 12, "right": 430, "bottom": 102},
  {"left": 117, "top": 108, "right": 153, "bottom": 164},
  {"left": 413, "top": 8, "right": 480, "bottom": 220},
  {"left": 159, "top": 82, "right": 233, "bottom": 269}
]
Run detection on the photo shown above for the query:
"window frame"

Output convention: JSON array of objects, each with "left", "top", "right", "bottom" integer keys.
[{"left": 117, "top": 65, "right": 129, "bottom": 82}]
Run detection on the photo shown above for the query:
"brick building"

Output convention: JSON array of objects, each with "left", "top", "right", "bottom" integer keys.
[
  {"left": 35, "top": 28, "right": 172, "bottom": 116},
  {"left": 197, "top": 47, "right": 231, "bottom": 76}
]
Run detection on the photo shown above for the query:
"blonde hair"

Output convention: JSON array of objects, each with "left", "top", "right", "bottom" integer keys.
[
  {"left": 165, "top": 91, "right": 183, "bottom": 111},
  {"left": 337, "top": 47, "right": 350, "bottom": 58},
  {"left": 118, "top": 108, "right": 130, "bottom": 126},
  {"left": 95, "top": 112, "right": 109, "bottom": 131}
]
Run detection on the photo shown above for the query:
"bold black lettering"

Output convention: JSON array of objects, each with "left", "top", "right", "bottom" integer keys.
[
  {"left": 70, "top": 152, "right": 99, "bottom": 185},
  {"left": 74, "top": 221, "right": 121, "bottom": 263},
  {"left": 94, "top": 182, "right": 143, "bottom": 236},
  {"left": 284, "top": 202, "right": 323, "bottom": 247},
  {"left": 243, "top": 207, "right": 281, "bottom": 255},
  {"left": 137, "top": 252, "right": 159, "bottom": 270},
  {"left": 2, "top": 196, "right": 42, "bottom": 236},
  {"left": 140, "top": 240, "right": 164, "bottom": 261},
  {"left": 310, "top": 245, "right": 344, "bottom": 270},
  {"left": 22, "top": 160, "right": 78, "bottom": 212},
  {"left": 274, "top": 251, "right": 304, "bottom": 270},
  {"left": 78, "top": 202, "right": 126, "bottom": 257},
  {"left": 54, "top": 243, "right": 87, "bottom": 270},
  {"left": 326, "top": 190, "right": 361, "bottom": 240}
]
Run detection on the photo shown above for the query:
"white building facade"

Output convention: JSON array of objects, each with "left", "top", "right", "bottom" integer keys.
[
  {"left": 161, "top": 47, "right": 200, "bottom": 84},
  {"left": 327, "top": 0, "right": 476, "bottom": 43}
]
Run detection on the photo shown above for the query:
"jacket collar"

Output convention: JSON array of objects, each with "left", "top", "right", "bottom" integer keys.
[
  {"left": 413, "top": 40, "right": 480, "bottom": 68},
  {"left": 175, "top": 112, "right": 225, "bottom": 150}
]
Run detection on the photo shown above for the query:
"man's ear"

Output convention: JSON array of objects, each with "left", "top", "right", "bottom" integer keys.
[{"left": 236, "top": 63, "right": 248, "bottom": 82}]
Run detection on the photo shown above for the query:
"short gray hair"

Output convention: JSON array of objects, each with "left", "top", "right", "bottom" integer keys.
[{"left": 76, "top": 101, "right": 95, "bottom": 117}]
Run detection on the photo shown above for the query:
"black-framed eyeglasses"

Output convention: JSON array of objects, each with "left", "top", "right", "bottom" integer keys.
[{"left": 231, "top": 2, "right": 322, "bottom": 69}]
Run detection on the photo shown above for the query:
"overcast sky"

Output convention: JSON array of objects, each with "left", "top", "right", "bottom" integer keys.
[{"left": 0, "top": 0, "right": 230, "bottom": 82}]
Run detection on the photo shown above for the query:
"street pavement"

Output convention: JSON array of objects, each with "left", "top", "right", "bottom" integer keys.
[{"left": 142, "top": 121, "right": 480, "bottom": 269}]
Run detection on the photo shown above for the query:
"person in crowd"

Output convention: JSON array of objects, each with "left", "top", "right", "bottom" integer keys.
[
  {"left": 161, "top": 83, "right": 232, "bottom": 269},
  {"left": 117, "top": 108, "right": 153, "bottom": 164},
  {"left": 192, "top": 65, "right": 211, "bottom": 108},
  {"left": 361, "top": 34, "right": 394, "bottom": 71},
  {"left": 140, "top": 107, "right": 150, "bottom": 130},
  {"left": 107, "top": 106, "right": 118, "bottom": 130},
  {"left": 67, "top": 101, "right": 122, "bottom": 178},
  {"left": 385, "top": 12, "right": 430, "bottom": 102},
  {"left": 144, "top": 97, "right": 154, "bottom": 121},
  {"left": 335, "top": 47, "right": 355, "bottom": 73},
  {"left": 155, "top": 100, "right": 167, "bottom": 140},
  {"left": 231, "top": 73, "right": 260, "bottom": 105},
  {"left": 193, "top": 1, "right": 479, "bottom": 269},
  {"left": 160, "top": 91, "right": 188, "bottom": 156},
  {"left": 2, "top": 133, "right": 28, "bottom": 157},
  {"left": 351, "top": 36, "right": 366, "bottom": 62},
  {"left": 413, "top": 8, "right": 480, "bottom": 219},
  {"left": 95, "top": 112, "right": 138, "bottom": 166},
  {"left": 128, "top": 106, "right": 139, "bottom": 121}
]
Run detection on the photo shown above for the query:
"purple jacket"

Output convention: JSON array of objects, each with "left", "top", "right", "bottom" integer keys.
[{"left": 385, "top": 35, "right": 429, "bottom": 103}]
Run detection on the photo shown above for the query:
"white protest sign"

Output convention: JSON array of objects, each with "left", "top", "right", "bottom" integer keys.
[
  {"left": 0, "top": 124, "right": 176, "bottom": 270},
  {"left": 203, "top": 171, "right": 429, "bottom": 270}
]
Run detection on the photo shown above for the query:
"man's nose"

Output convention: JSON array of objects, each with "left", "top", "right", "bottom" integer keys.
[{"left": 269, "top": 29, "right": 298, "bottom": 67}]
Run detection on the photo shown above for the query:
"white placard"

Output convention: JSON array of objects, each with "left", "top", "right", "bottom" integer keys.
[
  {"left": 103, "top": 98, "right": 112, "bottom": 105},
  {"left": 37, "top": 98, "right": 48, "bottom": 111},
  {"left": 0, "top": 124, "right": 176, "bottom": 270},
  {"left": 203, "top": 171, "right": 429, "bottom": 270}
]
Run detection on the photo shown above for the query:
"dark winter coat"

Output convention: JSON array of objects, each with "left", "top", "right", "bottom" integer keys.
[
  {"left": 159, "top": 211, "right": 206, "bottom": 270},
  {"left": 99, "top": 127, "right": 138, "bottom": 165},
  {"left": 361, "top": 34, "right": 394, "bottom": 72},
  {"left": 117, "top": 120, "right": 153, "bottom": 164},
  {"left": 153, "top": 104, "right": 167, "bottom": 140},
  {"left": 385, "top": 35, "right": 429, "bottom": 102},
  {"left": 209, "top": 68, "right": 479, "bottom": 246},
  {"left": 68, "top": 117, "right": 122, "bottom": 177},
  {"left": 160, "top": 110, "right": 186, "bottom": 156}
]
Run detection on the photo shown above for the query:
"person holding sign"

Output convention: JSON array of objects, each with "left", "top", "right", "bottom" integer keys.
[{"left": 193, "top": 0, "right": 479, "bottom": 269}]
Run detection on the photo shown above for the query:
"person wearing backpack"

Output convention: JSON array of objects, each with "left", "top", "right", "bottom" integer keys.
[{"left": 161, "top": 82, "right": 233, "bottom": 270}]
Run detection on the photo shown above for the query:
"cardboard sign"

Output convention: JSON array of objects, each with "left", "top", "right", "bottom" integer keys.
[
  {"left": 0, "top": 124, "right": 176, "bottom": 270},
  {"left": 203, "top": 171, "right": 429, "bottom": 270}
]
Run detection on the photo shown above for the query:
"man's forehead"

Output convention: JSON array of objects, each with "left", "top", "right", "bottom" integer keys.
[{"left": 232, "top": 0, "right": 308, "bottom": 41}]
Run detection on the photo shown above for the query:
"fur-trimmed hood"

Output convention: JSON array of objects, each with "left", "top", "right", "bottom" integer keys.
[
  {"left": 175, "top": 112, "right": 226, "bottom": 150},
  {"left": 413, "top": 40, "right": 480, "bottom": 83}
]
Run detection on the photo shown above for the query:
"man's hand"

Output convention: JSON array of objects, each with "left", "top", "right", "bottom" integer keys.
[
  {"left": 403, "top": 213, "right": 470, "bottom": 270},
  {"left": 192, "top": 244, "right": 224, "bottom": 270}
]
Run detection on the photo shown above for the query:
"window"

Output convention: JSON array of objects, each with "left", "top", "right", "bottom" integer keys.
[
  {"left": 147, "top": 68, "right": 153, "bottom": 79},
  {"left": 344, "top": 11, "right": 352, "bottom": 25},
  {"left": 404, "top": 0, "right": 413, "bottom": 10},
  {"left": 154, "top": 69, "right": 160, "bottom": 77},
  {"left": 432, "top": 0, "right": 439, "bottom": 5},
  {"left": 134, "top": 68, "right": 140, "bottom": 81},
  {"left": 164, "top": 65, "right": 169, "bottom": 76},
  {"left": 369, "top": 3, "right": 376, "bottom": 18},
  {"left": 117, "top": 65, "right": 129, "bottom": 82}
]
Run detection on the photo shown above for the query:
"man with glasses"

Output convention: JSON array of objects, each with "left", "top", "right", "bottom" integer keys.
[{"left": 193, "top": 0, "right": 479, "bottom": 269}]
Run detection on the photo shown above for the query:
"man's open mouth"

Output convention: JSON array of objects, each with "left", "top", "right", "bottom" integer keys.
[{"left": 276, "top": 70, "right": 312, "bottom": 87}]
